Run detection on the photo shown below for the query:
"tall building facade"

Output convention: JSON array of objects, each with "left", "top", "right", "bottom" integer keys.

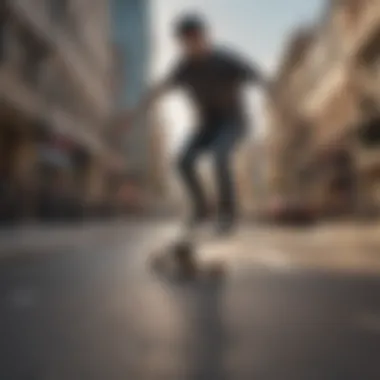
[
  {"left": 0, "top": 0, "right": 121, "bottom": 223},
  {"left": 111, "top": 0, "right": 151, "bottom": 182},
  {"left": 265, "top": 26, "right": 316, "bottom": 203},
  {"left": 111, "top": 0, "right": 169, "bottom": 209},
  {"left": 266, "top": 0, "right": 380, "bottom": 218},
  {"left": 296, "top": 0, "right": 380, "bottom": 217}
]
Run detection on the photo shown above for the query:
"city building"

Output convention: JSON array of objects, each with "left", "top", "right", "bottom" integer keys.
[
  {"left": 111, "top": 0, "right": 169, "bottom": 210},
  {"left": 266, "top": 0, "right": 380, "bottom": 218},
  {"left": 265, "top": 26, "right": 315, "bottom": 204},
  {"left": 294, "top": 0, "right": 362, "bottom": 216},
  {"left": 111, "top": 0, "right": 151, "bottom": 182},
  {"left": 0, "top": 0, "right": 121, "bottom": 223},
  {"left": 298, "top": 0, "right": 380, "bottom": 216},
  {"left": 348, "top": 1, "right": 380, "bottom": 216}
]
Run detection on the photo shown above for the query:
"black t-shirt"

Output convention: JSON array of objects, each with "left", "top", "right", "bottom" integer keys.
[{"left": 167, "top": 48, "right": 260, "bottom": 122}]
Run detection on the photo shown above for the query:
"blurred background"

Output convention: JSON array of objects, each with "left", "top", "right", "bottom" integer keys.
[
  {"left": 1, "top": 0, "right": 379, "bottom": 224},
  {"left": 1, "top": 0, "right": 380, "bottom": 225},
  {"left": 1, "top": 1, "right": 380, "bottom": 379}
]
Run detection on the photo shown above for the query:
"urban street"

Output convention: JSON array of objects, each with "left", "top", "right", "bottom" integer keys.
[
  {"left": 1, "top": 0, "right": 380, "bottom": 379},
  {"left": 0, "top": 221, "right": 380, "bottom": 379}
]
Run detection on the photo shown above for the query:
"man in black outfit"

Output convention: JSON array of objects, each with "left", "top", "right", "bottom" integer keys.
[{"left": 131, "top": 13, "right": 273, "bottom": 234}]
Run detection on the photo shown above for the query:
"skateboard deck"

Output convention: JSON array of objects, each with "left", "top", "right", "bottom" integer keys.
[{"left": 148, "top": 227, "right": 227, "bottom": 283}]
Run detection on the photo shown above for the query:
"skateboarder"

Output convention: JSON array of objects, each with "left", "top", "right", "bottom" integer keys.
[{"left": 129, "top": 13, "right": 275, "bottom": 234}]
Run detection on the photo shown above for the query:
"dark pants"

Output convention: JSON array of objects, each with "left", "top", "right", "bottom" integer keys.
[{"left": 178, "top": 118, "right": 244, "bottom": 219}]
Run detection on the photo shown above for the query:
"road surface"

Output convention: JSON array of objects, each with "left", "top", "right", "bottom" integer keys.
[{"left": 0, "top": 221, "right": 380, "bottom": 379}]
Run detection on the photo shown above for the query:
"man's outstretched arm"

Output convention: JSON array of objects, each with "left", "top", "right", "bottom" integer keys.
[
  {"left": 129, "top": 59, "right": 185, "bottom": 125},
  {"left": 112, "top": 80, "right": 173, "bottom": 137},
  {"left": 246, "top": 62, "right": 297, "bottom": 121},
  {"left": 131, "top": 80, "right": 172, "bottom": 121},
  {"left": 227, "top": 50, "right": 277, "bottom": 100},
  {"left": 113, "top": 80, "right": 173, "bottom": 135}
]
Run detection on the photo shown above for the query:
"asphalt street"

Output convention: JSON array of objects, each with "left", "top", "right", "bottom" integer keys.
[{"left": 0, "top": 221, "right": 380, "bottom": 380}]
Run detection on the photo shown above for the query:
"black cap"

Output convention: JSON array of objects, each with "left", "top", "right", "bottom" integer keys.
[{"left": 174, "top": 13, "right": 207, "bottom": 37}]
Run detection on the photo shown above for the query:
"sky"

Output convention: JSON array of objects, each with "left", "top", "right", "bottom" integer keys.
[{"left": 150, "top": 0, "right": 324, "bottom": 154}]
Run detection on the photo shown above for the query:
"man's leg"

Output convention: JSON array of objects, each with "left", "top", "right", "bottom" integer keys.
[
  {"left": 210, "top": 126, "right": 242, "bottom": 232},
  {"left": 177, "top": 131, "right": 209, "bottom": 225}
]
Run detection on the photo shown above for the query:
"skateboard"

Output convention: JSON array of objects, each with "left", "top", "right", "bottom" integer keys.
[{"left": 148, "top": 228, "right": 227, "bottom": 283}]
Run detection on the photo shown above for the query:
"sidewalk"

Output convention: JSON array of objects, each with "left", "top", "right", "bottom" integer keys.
[
  {"left": 0, "top": 219, "right": 178, "bottom": 258},
  {"left": 1, "top": 220, "right": 380, "bottom": 273},
  {"left": 203, "top": 222, "right": 380, "bottom": 275}
]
